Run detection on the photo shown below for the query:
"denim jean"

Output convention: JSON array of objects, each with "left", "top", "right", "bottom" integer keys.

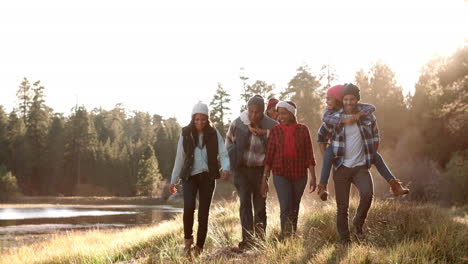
[
  {"left": 333, "top": 165, "right": 373, "bottom": 241},
  {"left": 234, "top": 166, "right": 266, "bottom": 242},
  {"left": 319, "top": 145, "right": 335, "bottom": 184},
  {"left": 273, "top": 174, "right": 308, "bottom": 238},
  {"left": 182, "top": 172, "right": 215, "bottom": 249},
  {"left": 373, "top": 152, "right": 396, "bottom": 181},
  {"left": 320, "top": 145, "right": 395, "bottom": 184}
]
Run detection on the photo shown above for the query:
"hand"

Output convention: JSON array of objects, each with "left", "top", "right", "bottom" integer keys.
[
  {"left": 341, "top": 116, "right": 355, "bottom": 125},
  {"left": 317, "top": 183, "right": 327, "bottom": 196},
  {"left": 353, "top": 114, "right": 360, "bottom": 122},
  {"left": 261, "top": 178, "right": 269, "bottom": 198},
  {"left": 253, "top": 128, "right": 267, "bottom": 136},
  {"left": 169, "top": 184, "right": 177, "bottom": 194},
  {"left": 221, "top": 170, "right": 230, "bottom": 181},
  {"left": 354, "top": 113, "right": 365, "bottom": 122},
  {"left": 309, "top": 177, "right": 317, "bottom": 193},
  {"left": 248, "top": 125, "right": 258, "bottom": 135}
]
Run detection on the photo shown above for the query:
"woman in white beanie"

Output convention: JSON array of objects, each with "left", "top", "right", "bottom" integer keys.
[
  {"left": 169, "top": 101, "right": 230, "bottom": 257},
  {"left": 261, "top": 101, "right": 317, "bottom": 239}
]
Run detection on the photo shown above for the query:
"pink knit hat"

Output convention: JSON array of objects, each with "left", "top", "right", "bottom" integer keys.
[
  {"left": 266, "top": 98, "right": 279, "bottom": 111},
  {"left": 327, "top": 85, "right": 345, "bottom": 102}
]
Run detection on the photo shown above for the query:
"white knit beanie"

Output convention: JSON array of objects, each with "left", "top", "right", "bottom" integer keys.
[
  {"left": 192, "top": 101, "right": 209, "bottom": 118},
  {"left": 276, "top": 101, "right": 297, "bottom": 117}
]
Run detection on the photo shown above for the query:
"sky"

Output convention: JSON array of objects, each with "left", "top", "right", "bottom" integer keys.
[{"left": 0, "top": 0, "right": 466, "bottom": 125}]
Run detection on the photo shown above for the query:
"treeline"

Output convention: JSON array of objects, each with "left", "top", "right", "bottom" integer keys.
[
  {"left": 0, "top": 47, "right": 466, "bottom": 204},
  {"left": 0, "top": 83, "right": 181, "bottom": 196}
]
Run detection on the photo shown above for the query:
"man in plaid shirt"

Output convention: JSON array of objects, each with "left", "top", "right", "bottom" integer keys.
[
  {"left": 318, "top": 111, "right": 379, "bottom": 169},
  {"left": 317, "top": 83, "right": 379, "bottom": 244},
  {"left": 225, "top": 95, "right": 278, "bottom": 249}
]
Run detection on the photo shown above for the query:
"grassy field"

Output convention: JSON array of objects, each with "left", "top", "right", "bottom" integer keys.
[{"left": 1, "top": 198, "right": 467, "bottom": 264}]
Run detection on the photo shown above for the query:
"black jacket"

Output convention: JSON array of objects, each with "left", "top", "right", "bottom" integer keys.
[{"left": 179, "top": 125, "right": 220, "bottom": 182}]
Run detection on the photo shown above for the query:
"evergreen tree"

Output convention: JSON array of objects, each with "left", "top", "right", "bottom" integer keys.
[
  {"left": 280, "top": 66, "right": 323, "bottom": 131},
  {"left": 26, "top": 80, "right": 51, "bottom": 194},
  {"left": 128, "top": 111, "right": 154, "bottom": 145},
  {"left": 136, "top": 144, "right": 162, "bottom": 196},
  {"left": 64, "top": 106, "right": 97, "bottom": 194},
  {"left": 409, "top": 47, "right": 468, "bottom": 166},
  {"left": 105, "top": 104, "right": 126, "bottom": 143},
  {"left": 318, "top": 64, "right": 338, "bottom": 95},
  {"left": 91, "top": 107, "right": 109, "bottom": 143},
  {"left": 153, "top": 115, "right": 181, "bottom": 181},
  {"left": 240, "top": 80, "right": 275, "bottom": 111},
  {"left": 6, "top": 111, "right": 28, "bottom": 193},
  {"left": 210, "top": 82, "right": 231, "bottom": 137},
  {"left": 0, "top": 106, "right": 8, "bottom": 168},
  {"left": 0, "top": 165, "right": 19, "bottom": 201},
  {"left": 355, "top": 62, "right": 408, "bottom": 146},
  {"left": 16, "top": 77, "right": 32, "bottom": 121},
  {"left": 44, "top": 114, "right": 65, "bottom": 194},
  {"left": 239, "top": 68, "right": 250, "bottom": 112}
]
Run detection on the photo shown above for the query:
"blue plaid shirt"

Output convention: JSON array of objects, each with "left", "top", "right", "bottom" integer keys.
[
  {"left": 317, "top": 109, "right": 379, "bottom": 171},
  {"left": 322, "top": 102, "right": 376, "bottom": 126}
]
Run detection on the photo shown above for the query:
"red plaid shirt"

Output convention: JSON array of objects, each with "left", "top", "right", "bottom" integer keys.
[{"left": 264, "top": 123, "right": 316, "bottom": 180}]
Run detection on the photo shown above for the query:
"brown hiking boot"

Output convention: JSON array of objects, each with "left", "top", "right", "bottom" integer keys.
[
  {"left": 184, "top": 238, "right": 193, "bottom": 257},
  {"left": 192, "top": 245, "right": 203, "bottom": 257},
  {"left": 352, "top": 224, "right": 365, "bottom": 240},
  {"left": 340, "top": 238, "right": 352, "bottom": 247},
  {"left": 238, "top": 240, "right": 255, "bottom": 250},
  {"left": 388, "top": 179, "right": 410, "bottom": 196}
]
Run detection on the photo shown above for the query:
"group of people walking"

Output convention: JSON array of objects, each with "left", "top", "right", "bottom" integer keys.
[{"left": 169, "top": 83, "right": 409, "bottom": 257}]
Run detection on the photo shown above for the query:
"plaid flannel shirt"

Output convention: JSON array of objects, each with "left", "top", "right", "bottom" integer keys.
[
  {"left": 322, "top": 102, "right": 376, "bottom": 126},
  {"left": 317, "top": 108, "right": 379, "bottom": 170},
  {"left": 225, "top": 119, "right": 267, "bottom": 167},
  {"left": 264, "top": 124, "right": 316, "bottom": 180}
]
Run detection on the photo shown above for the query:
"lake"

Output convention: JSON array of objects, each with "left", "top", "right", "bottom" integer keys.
[{"left": 0, "top": 204, "right": 182, "bottom": 251}]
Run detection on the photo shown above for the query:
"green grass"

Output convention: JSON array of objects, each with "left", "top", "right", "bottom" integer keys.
[{"left": 1, "top": 199, "right": 467, "bottom": 264}]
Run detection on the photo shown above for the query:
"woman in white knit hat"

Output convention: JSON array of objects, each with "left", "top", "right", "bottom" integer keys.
[
  {"left": 261, "top": 101, "right": 317, "bottom": 239},
  {"left": 169, "top": 101, "right": 230, "bottom": 257}
]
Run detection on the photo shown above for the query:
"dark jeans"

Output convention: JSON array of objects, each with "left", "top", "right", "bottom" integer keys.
[
  {"left": 273, "top": 174, "right": 307, "bottom": 238},
  {"left": 234, "top": 166, "right": 266, "bottom": 241},
  {"left": 182, "top": 172, "right": 215, "bottom": 249},
  {"left": 320, "top": 145, "right": 395, "bottom": 184},
  {"left": 333, "top": 165, "right": 373, "bottom": 241}
]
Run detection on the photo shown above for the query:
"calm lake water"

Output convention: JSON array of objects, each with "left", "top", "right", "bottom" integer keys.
[{"left": 0, "top": 205, "right": 182, "bottom": 251}]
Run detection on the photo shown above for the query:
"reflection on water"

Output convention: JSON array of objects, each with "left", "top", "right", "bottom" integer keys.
[
  {"left": 0, "top": 205, "right": 182, "bottom": 250},
  {"left": 0, "top": 207, "right": 138, "bottom": 220}
]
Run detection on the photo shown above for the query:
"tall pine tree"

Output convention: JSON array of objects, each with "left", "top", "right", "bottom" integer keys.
[
  {"left": 280, "top": 66, "right": 323, "bottom": 131},
  {"left": 210, "top": 82, "right": 231, "bottom": 137},
  {"left": 26, "top": 81, "right": 51, "bottom": 194},
  {"left": 64, "top": 106, "right": 97, "bottom": 195},
  {"left": 0, "top": 106, "right": 8, "bottom": 168},
  {"left": 136, "top": 144, "right": 162, "bottom": 196},
  {"left": 16, "top": 77, "right": 32, "bottom": 122},
  {"left": 6, "top": 111, "right": 28, "bottom": 193},
  {"left": 44, "top": 114, "right": 65, "bottom": 194},
  {"left": 240, "top": 78, "right": 275, "bottom": 111},
  {"left": 355, "top": 62, "right": 408, "bottom": 147}
]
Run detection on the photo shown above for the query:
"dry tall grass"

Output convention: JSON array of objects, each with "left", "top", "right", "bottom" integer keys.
[{"left": 1, "top": 198, "right": 467, "bottom": 264}]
